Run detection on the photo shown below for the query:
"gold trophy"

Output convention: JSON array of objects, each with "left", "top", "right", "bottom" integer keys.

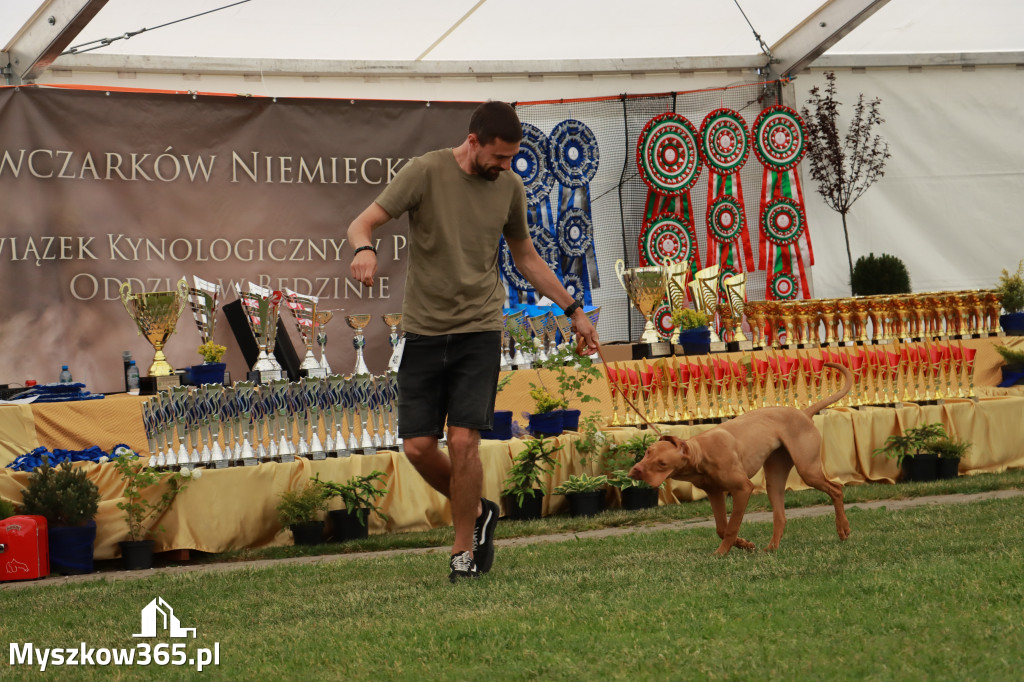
[
  {"left": 284, "top": 288, "right": 325, "bottom": 377},
  {"left": 744, "top": 301, "right": 767, "bottom": 349},
  {"left": 315, "top": 309, "right": 334, "bottom": 374},
  {"left": 722, "top": 273, "right": 752, "bottom": 351},
  {"left": 688, "top": 265, "right": 726, "bottom": 352},
  {"left": 615, "top": 259, "right": 670, "bottom": 355},
  {"left": 346, "top": 314, "right": 373, "bottom": 376},
  {"left": 120, "top": 277, "right": 189, "bottom": 390}
]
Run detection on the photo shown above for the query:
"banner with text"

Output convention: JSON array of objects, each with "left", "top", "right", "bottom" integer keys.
[{"left": 0, "top": 86, "right": 476, "bottom": 392}]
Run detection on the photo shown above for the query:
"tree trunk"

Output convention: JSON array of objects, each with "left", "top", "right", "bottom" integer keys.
[{"left": 841, "top": 211, "right": 854, "bottom": 295}]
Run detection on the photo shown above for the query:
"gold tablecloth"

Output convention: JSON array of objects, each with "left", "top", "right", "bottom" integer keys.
[{"left": 1, "top": 397, "right": 1022, "bottom": 560}]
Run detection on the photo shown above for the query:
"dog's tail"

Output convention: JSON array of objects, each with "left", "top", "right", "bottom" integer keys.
[{"left": 803, "top": 361, "right": 854, "bottom": 417}]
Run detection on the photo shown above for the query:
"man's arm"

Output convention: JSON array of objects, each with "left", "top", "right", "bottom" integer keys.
[
  {"left": 348, "top": 202, "right": 393, "bottom": 287},
  {"left": 505, "top": 235, "right": 599, "bottom": 352}
]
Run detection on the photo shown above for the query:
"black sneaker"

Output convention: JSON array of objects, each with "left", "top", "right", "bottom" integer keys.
[
  {"left": 448, "top": 551, "right": 479, "bottom": 583},
  {"left": 473, "top": 497, "right": 499, "bottom": 573}
]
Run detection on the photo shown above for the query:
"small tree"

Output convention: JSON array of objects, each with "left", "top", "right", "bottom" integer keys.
[{"left": 802, "top": 71, "right": 891, "bottom": 293}]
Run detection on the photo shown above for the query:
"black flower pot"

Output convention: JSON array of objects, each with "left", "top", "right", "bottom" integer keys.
[
  {"left": 328, "top": 508, "right": 370, "bottom": 542},
  {"left": 567, "top": 490, "right": 605, "bottom": 518},
  {"left": 936, "top": 457, "right": 961, "bottom": 479},
  {"left": 678, "top": 328, "right": 711, "bottom": 355},
  {"left": 621, "top": 485, "right": 660, "bottom": 510},
  {"left": 999, "top": 363, "right": 1024, "bottom": 387},
  {"left": 49, "top": 520, "right": 97, "bottom": 575},
  {"left": 289, "top": 520, "right": 325, "bottom": 546},
  {"left": 503, "top": 489, "right": 544, "bottom": 521},
  {"left": 901, "top": 453, "right": 939, "bottom": 482},
  {"left": 119, "top": 539, "right": 155, "bottom": 571},
  {"left": 187, "top": 362, "right": 227, "bottom": 386}
]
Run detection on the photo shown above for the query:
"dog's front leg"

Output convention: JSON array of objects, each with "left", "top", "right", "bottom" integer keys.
[{"left": 708, "top": 489, "right": 755, "bottom": 554}]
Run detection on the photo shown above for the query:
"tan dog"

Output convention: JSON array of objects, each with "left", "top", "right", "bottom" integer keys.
[{"left": 629, "top": 362, "right": 854, "bottom": 555}]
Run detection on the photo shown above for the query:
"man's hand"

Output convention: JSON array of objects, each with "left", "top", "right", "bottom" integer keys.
[
  {"left": 351, "top": 250, "right": 377, "bottom": 287},
  {"left": 571, "top": 309, "right": 600, "bottom": 354}
]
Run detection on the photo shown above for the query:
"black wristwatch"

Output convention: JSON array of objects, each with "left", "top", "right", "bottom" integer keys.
[{"left": 562, "top": 300, "right": 583, "bottom": 318}]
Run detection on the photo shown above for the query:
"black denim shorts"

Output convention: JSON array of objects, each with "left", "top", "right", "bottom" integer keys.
[{"left": 397, "top": 330, "right": 502, "bottom": 439}]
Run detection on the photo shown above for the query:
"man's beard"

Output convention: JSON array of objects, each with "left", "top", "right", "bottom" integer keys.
[{"left": 472, "top": 158, "right": 501, "bottom": 181}]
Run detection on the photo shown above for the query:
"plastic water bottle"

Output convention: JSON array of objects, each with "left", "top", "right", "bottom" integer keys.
[
  {"left": 127, "top": 361, "right": 140, "bottom": 395},
  {"left": 58, "top": 365, "right": 73, "bottom": 383}
]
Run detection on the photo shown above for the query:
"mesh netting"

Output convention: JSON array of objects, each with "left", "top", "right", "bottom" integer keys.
[{"left": 515, "top": 80, "right": 782, "bottom": 344}]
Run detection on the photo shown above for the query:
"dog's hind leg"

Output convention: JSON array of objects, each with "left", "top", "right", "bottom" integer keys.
[
  {"left": 763, "top": 449, "right": 794, "bottom": 551},
  {"left": 790, "top": 442, "right": 852, "bottom": 541}
]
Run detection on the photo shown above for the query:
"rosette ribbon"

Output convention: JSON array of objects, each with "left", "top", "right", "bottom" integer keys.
[
  {"left": 503, "top": 122, "right": 559, "bottom": 305},
  {"left": 548, "top": 119, "right": 600, "bottom": 305},
  {"left": 636, "top": 112, "right": 703, "bottom": 279},
  {"left": 753, "top": 105, "right": 815, "bottom": 300},
  {"left": 700, "top": 109, "right": 756, "bottom": 285}
]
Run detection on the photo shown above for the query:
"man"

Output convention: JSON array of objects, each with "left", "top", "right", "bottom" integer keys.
[{"left": 348, "top": 101, "right": 599, "bottom": 582}]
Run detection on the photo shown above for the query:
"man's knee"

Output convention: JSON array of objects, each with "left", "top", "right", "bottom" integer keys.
[
  {"left": 446, "top": 427, "right": 480, "bottom": 458},
  {"left": 403, "top": 436, "right": 438, "bottom": 463}
]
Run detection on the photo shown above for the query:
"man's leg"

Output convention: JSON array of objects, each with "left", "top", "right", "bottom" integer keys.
[{"left": 445, "top": 426, "right": 482, "bottom": 555}]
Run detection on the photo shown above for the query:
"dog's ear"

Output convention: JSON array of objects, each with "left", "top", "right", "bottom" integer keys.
[{"left": 659, "top": 434, "right": 685, "bottom": 449}]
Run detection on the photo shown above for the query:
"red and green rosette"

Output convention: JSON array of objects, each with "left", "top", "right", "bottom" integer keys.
[
  {"left": 753, "top": 105, "right": 814, "bottom": 300},
  {"left": 636, "top": 112, "right": 702, "bottom": 281},
  {"left": 700, "top": 109, "right": 755, "bottom": 283}
]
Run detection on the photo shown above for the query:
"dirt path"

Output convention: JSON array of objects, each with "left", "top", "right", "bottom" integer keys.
[{"left": 4, "top": 489, "right": 1022, "bottom": 592}]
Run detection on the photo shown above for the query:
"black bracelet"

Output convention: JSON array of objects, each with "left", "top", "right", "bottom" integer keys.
[
  {"left": 562, "top": 300, "right": 583, "bottom": 318},
  {"left": 353, "top": 245, "right": 376, "bottom": 257}
]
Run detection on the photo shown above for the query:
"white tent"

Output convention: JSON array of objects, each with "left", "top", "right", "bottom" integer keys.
[{"left": 4, "top": 0, "right": 1024, "bottom": 298}]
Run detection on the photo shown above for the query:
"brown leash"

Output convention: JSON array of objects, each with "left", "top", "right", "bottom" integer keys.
[{"left": 579, "top": 337, "right": 663, "bottom": 436}]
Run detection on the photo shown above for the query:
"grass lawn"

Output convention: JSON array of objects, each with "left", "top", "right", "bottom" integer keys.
[{"left": 3, "top": 472, "right": 1024, "bottom": 681}]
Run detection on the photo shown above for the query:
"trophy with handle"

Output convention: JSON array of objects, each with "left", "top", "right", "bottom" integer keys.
[
  {"left": 283, "top": 288, "right": 325, "bottom": 377},
  {"left": 615, "top": 259, "right": 670, "bottom": 356},
  {"left": 234, "top": 282, "right": 284, "bottom": 382},
  {"left": 120, "top": 278, "right": 190, "bottom": 391}
]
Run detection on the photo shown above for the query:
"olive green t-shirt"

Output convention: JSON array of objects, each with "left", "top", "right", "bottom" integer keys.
[{"left": 375, "top": 148, "right": 530, "bottom": 335}]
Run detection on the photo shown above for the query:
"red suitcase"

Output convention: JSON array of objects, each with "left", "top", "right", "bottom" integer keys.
[{"left": 0, "top": 515, "right": 50, "bottom": 581}]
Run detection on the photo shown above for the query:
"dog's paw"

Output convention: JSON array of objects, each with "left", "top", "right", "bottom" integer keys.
[{"left": 734, "top": 537, "right": 756, "bottom": 551}]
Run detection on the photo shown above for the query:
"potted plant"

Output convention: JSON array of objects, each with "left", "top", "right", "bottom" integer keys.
[
  {"left": 17, "top": 456, "right": 101, "bottom": 575},
  {"left": 553, "top": 473, "right": 608, "bottom": 518},
  {"left": 994, "top": 344, "right": 1024, "bottom": 387},
  {"left": 112, "top": 447, "right": 193, "bottom": 570},
  {"left": 872, "top": 422, "right": 947, "bottom": 482},
  {"left": 923, "top": 436, "right": 970, "bottom": 480},
  {"left": 850, "top": 253, "right": 912, "bottom": 296},
  {"left": 604, "top": 433, "right": 660, "bottom": 509},
  {"left": 671, "top": 308, "right": 712, "bottom": 354},
  {"left": 996, "top": 259, "right": 1024, "bottom": 335},
  {"left": 538, "top": 342, "right": 603, "bottom": 431},
  {"left": 276, "top": 478, "right": 329, "bottom": 546},
  {"left": 502, "top": 437, "right": 561, "bottom": 520},
  {"left": 190, "top": 340, "right": 228, "bottom": 385},
  {"left": 316, "top": 471, "right": 390, "bottom": 542},
  {"left": 525, "top": 386, "right": 568, "bottom": 437}
]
